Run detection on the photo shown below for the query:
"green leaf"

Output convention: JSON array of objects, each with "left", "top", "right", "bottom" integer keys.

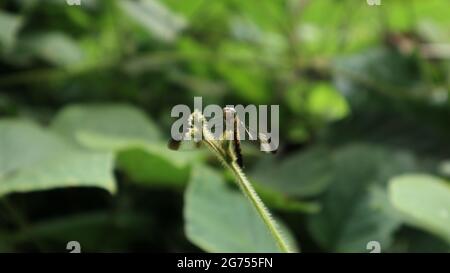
[
  {"left": 116, "top": 148, "right": 191, "bottom": 188},
  {"left": 51, "top": 104, "right": 198, "bottom": 187},
  {"left": 252, "top": 182, "right": 321, "bottom": 214},
  {"left": 333, "top": 48, "right": 421, "bottom": 103},
  {"left": 389, "top": 174, "right": 450, "bottom": 244},
  {"left": 250, "top": 147, "right": 333, "bottom": 198},
  {"left": 120, "top": 0, "right": 186, "bottom": 42},
  {"left": 0, "top": 11, "right": 23, "bottom": 52},
  {"left": 0, "top": 120, "right": 115, "bottom": 197},
  {"left": 51, "top": 104, "right": 162, "bottom": 147},
  {"left": 15, "top": 32, "right": 83, "bottom": 66},
  {"left": 184, "top": 165, "right": 297, "bottom": 252},
  {"left": 308, "top": 144, "right": 417, "bottom": 252}
]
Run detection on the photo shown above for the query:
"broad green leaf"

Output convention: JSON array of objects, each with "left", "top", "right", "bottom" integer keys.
[
  {"left": 51, "top": 104, "right": 162, "bottom": 146},
  {"left": 1, "top": 121, "right": 68, "bottom": 175},
  {"left": 389, "top": 174, "right": 450, "bottom": 244},
  {"left": 0, "top": 11, "right": 23, "bottom": 51},
  {"left": 252, "top": 182, "right": 320, "bottom": 214},
  {"left": 0, "top": 120, "right": 115, "bottom": 197},
  {"left": 51, "top": 104, "right": 198, "bottom": 187},
  {"left": 250, "top": 147, "right": 333, "bottom": 198},
  {"left": 117, "top": 148, "right": 191, "bottom": 187},
  {"left": 333, "top": 48, "right": 421, "bottom": 104},
  {"left": 308, "top": 144, "right": 417, "bottom": 252},
  {"left": 15, "top": 32, "right": 83, "bottom": 66},
  {"left": 184, "top": 165, "right": 297, "bottom": 253},
  {"left": 120, "top": 0, "right": 186, "bottom": 42}
]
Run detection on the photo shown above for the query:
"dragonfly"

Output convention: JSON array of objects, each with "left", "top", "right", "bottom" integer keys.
[{"left": 168, "top": 106, "right": 276, "bottom": 168}]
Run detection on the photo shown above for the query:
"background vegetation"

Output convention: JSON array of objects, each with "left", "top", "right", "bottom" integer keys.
[{"left": 0, "top": 0, "right": 449, "bottom": 252}]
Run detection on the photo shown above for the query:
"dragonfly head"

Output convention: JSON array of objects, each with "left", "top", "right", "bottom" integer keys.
[
  {"left": 223, "top": 106, "right": 236, "bottom": 115},
  {"left": 222, "top": 107, "right": 238, "bottom": 133},
  {"left": 223, "top": 106, "right": 237, "bottom": 122}
]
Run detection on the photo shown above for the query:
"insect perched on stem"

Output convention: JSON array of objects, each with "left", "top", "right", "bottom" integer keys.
[
  {"left": 168, "top": 106, "right": 291, "bottom": 253},
  {"left": 168, "top": 106, "right": 276, "bottom": 168}
]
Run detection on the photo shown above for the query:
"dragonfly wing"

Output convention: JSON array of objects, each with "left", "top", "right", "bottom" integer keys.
[
  {"left": 258, "top": 133, "right": 277, "bottom": 154},
  {"left": 237, "top": 120, "right": 277, "bottom": 153}
]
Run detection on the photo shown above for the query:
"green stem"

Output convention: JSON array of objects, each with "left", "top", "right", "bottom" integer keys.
[
  {"left": 227, "top": 161, "right": 293, "bottom": 253},
  {"left": 198, "top": 112, "right": 293, "bottom": 253}
]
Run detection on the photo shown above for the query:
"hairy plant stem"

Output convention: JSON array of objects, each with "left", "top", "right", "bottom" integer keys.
[
  {"left": 198, "top": 118, "right": 293, "bottom": 253},
  {"left": 227, "top": 161, "right": 293, "bottom": 253}
]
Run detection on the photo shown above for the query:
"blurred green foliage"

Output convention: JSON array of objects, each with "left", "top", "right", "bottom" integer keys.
[{"left": 0, "top": 0, "right": 449, "bottom": 252}]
